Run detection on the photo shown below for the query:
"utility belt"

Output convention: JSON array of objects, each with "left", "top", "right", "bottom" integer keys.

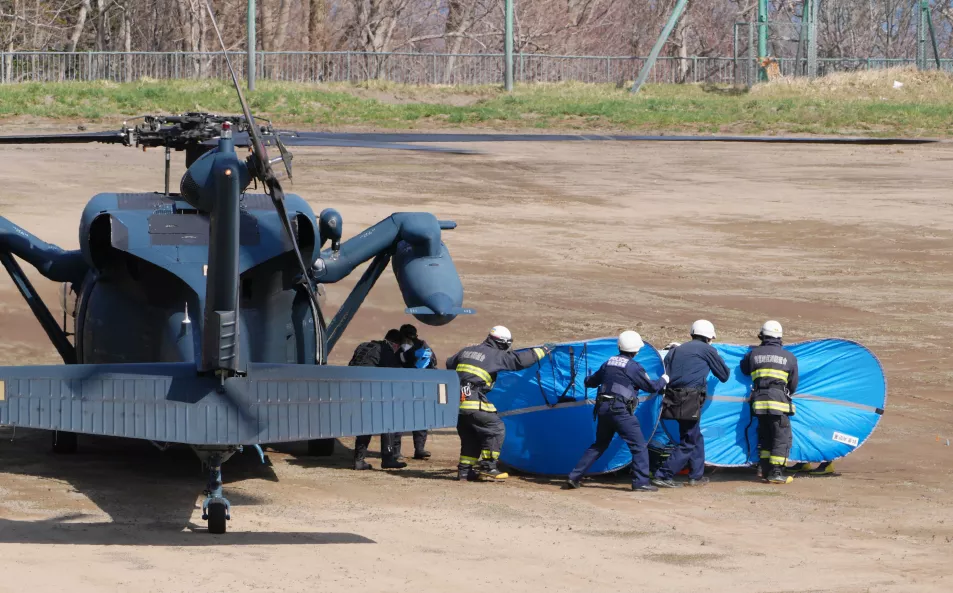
[
  {"left": 595, "top": 394, "right": 637, "bottom": 415},
  {"left": 750, "top": 385, "right": 794, "bottom": 416},
  {"left": 661, "top": 386, "right": 707, "bottom": 421},
  {"left": 459, "top": 383, "right": 497, "bottom": 413}
]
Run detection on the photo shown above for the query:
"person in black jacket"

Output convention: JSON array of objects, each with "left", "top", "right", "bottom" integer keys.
[
  {"left": 740, "top": 320, "right": 799, "bottom": 485},
  {"left": 447, "top": 326, "right": 547, "bottom": 481},
  {"left": 349, "top": 329, "right": 408, "bottom": 471},
  {"left": 565, "top": 331, "right": 668, "bottom": 492},
  {"left": 392, "top": 323, "right": 436, "bottom": 460},
  {"left": 651, "top": 320, "right": 730, "bottom": 489}
]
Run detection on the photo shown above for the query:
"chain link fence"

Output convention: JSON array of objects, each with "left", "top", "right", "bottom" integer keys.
[{"left": 0, "top": 50, "right": 946, "bottom": 86}]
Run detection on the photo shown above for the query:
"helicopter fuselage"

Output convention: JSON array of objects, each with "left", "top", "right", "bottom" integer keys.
[{"left": 72, "top": 191, "right": 319, "bottom": 368}]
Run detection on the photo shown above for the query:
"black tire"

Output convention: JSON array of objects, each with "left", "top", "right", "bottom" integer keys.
[
  {"left": 307, "top": 438, "right": 335, "bottom": 457},
  {"left": 52, "top": 431, "right": 77, "bottom": 454},
  {"left": 207, "top": 503, "right": 227, "bottom": 534}
]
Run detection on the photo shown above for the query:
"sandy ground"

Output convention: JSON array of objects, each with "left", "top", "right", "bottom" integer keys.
[{"left": 0, "top": 130, "right": 950, "bottom": 592}]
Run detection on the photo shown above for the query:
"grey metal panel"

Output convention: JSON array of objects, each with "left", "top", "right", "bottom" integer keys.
[{"left": 0, "top": 362, "right": 459, "bottom": 445}]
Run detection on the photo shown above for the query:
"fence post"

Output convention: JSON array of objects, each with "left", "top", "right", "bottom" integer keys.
[
  {"left": 346, "top": 51, "right": 351, "bottom": 82},
  {"left": 432, "top": 53, "right": 437, "bottom": 84}
]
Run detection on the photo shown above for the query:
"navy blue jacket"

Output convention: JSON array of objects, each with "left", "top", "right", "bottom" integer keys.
[
  {"left": 585, "top": 354, "right": 667, "bottom": 402},
  {"left": 663, "top": 337, "right": 731, "bottom": 390}
]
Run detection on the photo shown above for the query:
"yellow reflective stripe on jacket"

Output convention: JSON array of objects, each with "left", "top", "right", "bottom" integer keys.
[
  {"left": 459, "top": 400, "right": 497, "bottom": 412},
  {"left": 752, "top": 400, "right": 794, "bottom": 413},
  {"left": 456, "top": 363, "right": 493, "bottom": 386},
  {"left": 751, "top": 368, "right": 790, "bottom": 382},
  {"left": 533, "top": 348, "right": 546, "bottom": 360}
]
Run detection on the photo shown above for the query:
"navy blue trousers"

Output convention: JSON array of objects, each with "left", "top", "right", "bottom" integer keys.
[
  {"left": 568, "top": 400, "right": 650, "bottom": 487},
  {"left": 655, "top": 419, "right": 705, "bottom": 480}
]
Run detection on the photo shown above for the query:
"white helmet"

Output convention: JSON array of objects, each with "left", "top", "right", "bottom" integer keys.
[
  {"left": 488, "top": 325, "right": 513, "bottom": 349},
  {"left": 618, "top": 330, "right": 644, "bottom": 354},
  {"left": 690, "top": 319, "right": 716, "bottom": 340},
  {"left": 760, "top": 320, "right": 783, "bottom": 338}
]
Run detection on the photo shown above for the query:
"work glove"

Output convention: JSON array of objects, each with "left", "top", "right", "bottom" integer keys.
[
  {"left": 664, "top": 342, "right": 681, "bottom": 350},
  {"left": 542, "top": 342, "right": 556, "bottom": 353},
  {"left": 661, "top": 374, "right": 670, "bottom": 384}
]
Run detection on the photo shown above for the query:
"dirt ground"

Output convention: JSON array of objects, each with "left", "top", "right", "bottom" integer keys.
[{"left": 0, "top": 129, "right": 951, "bottom": 593}]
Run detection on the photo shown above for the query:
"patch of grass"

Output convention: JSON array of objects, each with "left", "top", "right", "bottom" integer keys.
[
  {"left": 0, "top": 67, "right": 951, "bottom": 136},
  {"left": 577, "top": 528, "right": 654, "bottom": 539},
  {"left": 737, "top": 488, "right": 786, "bottom": 497},
  {"left": 646, "top": 552, "right": 725, "bottom": 567}
]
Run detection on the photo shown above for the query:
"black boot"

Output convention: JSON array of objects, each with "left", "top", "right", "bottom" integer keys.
[
  {"left": 759, "top": 459, "right": 771, "bottom": 481},
  {"left": 354, "top": 435, "right": 373, "bottom": 470},
  {"left": 381, "top": 455, "right": 407, "bottom": 470},
  {"left": 766, "top": 466, "right": 793, "bottom": 484},
  {"left": 458, "top": 464, "right": 477, "bottom": 481}
]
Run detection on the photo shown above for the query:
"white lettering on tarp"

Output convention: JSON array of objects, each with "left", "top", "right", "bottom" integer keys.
[
  {"left": 607, "top": 356, "right": 628, "bottom": 368},
  {"left": 832, "top": 431, "right": 860, "bottom": 447},
  {"left": 461, "top": 350, "right": 486, "bottom": 362},
  {"left": 754, "top": 354, "right": 788, "bottom": 366}
]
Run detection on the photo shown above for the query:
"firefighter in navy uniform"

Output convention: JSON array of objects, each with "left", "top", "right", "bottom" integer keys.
[
  {"left": 651, "top": 320, "right": 730, "bottom": 489},
  {"left": 565, "top": 331, "right": 669, "bottom": 492},
  {"left": 392, "top": 323, "right": 436, "bottom": 460},
  {"left": 740, "top": 320, "right": 799, "bottom": 484},
  {"left": 348, "top": 329, "right": 408, "bottom": 471},
  {"left": 447, "top": 326, "right": 547, "bottom": 482}
]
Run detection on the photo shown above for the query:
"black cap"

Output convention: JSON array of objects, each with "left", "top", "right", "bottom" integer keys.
[
  {"left": 384, "top": 329, "right": 402, "bottom": 343},
  {"left": 399, "top": 324, "right": 418, "bottom": 339}
]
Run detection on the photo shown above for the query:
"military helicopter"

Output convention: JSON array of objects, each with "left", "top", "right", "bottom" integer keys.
[{"left": 0, "top": 2, "right": 934, "bottom": 535}]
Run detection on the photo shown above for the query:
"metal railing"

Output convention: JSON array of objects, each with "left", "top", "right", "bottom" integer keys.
[{"left": 0, "top": 51, "right": 944, "bottom": 86}]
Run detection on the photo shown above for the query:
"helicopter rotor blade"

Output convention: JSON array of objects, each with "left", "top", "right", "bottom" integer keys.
[
  {"left": 278, "top": 136, "right": 480, "bottom": 154},
  {"left": 286, "top": 131, "right": 937, "bottom": 145},
  {"left": 0, "top": 130, "right": 127, "bottom": 145},
  {"left": 206, "top": 131, "right": 479, "bottom": 154}
]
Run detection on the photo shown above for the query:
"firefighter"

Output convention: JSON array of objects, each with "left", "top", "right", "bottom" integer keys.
[
  {"left": 447, "top": 326, "right": 547, "bottom": 481},
  {"left": 392, "top": 323, "right": 436, "bottom": 460},
  {"left": 565, "top": 331, "right": 669, "bottom": 492},
  {"left": 651, "top": 320, "right": 730, "bottom": 489},
  {"left": 740, "top": 320, "right": 799, "bottom": 484},
  {"left": 349, "top": 329, "right": 407, "bottom": 471}
]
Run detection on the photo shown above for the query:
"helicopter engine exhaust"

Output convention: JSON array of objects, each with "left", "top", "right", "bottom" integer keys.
[{"left": 313, "top": 212, "right": 473, "bottom": 326}]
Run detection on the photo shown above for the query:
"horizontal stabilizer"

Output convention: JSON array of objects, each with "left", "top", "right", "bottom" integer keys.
[
  {"left": 0, "top": 362, "right": 460, "bottom": 445},
  {"left": 405, "top": 306, "right": 476, "bottom": 315}
]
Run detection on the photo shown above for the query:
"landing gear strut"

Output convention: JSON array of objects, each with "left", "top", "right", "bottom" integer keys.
[{"left": 193, "top": 446, "right": 238, "bottom": 534}]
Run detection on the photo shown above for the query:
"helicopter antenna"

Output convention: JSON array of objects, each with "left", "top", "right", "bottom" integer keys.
[{"left": 203, "top": 0, "right": 326, "bottom": 363}]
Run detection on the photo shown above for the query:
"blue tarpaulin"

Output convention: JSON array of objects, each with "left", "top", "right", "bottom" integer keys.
[
  {"left": 492, "top": 338, "right": 664, "bottom": 476},
  {"left": 490, "top": 338, "right": 886, "bottom": 476}
]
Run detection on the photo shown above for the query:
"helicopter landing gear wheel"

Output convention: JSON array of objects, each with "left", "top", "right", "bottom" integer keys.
[
  {"left": 52, "top": 431, "right": 77, "bottom": 454},
  {"left": 196, "top": 447, "right": 236, "bottom": 535},
  {"left": 206, "top": 502, "right": 228, "bottom": 535},
  {"left": 307, "top": 438, "right": 335, "bottom": 457}
]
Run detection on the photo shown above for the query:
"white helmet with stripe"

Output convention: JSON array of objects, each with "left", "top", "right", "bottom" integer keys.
[
  {"left": 488, "top": 325, "right": 513, "bottom": 350},
  {"left": 618, "top": 330, "right": 644, "bottom": 354},
  {"left": 760, "top": 320, "right": 783, "bottom": 338}
]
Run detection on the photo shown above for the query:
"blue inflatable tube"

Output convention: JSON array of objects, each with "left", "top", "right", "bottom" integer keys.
[{"left": 491, "top": 338, "right": 664, "bottom": 476}]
